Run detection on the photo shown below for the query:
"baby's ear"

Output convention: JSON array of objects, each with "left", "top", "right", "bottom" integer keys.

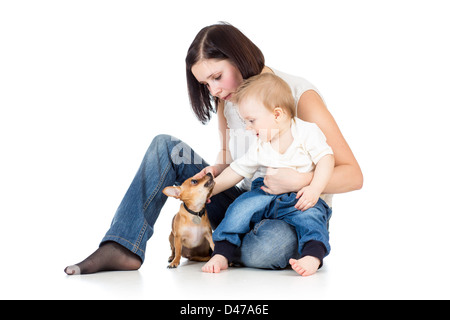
[
  {"left": 273, "top": 107, "right": 284, "bottom": 120},
  {"left": 163, "top": 186, "right": 182, "bottom": 199}
]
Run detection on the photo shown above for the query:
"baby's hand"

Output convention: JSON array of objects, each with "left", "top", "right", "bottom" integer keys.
[
  {"left": 295, "top": 186, "right": 320, "bottom": 211},
  {"left": 193, "top": 166, "right": 217, "bottom": 180}
]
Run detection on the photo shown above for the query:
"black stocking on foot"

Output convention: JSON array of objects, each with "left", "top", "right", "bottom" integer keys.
[{"left": 64, "top": 242, "right": 142, "bottom": 275}]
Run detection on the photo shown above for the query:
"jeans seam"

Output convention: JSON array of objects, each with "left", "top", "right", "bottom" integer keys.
[
  {"left": 274, "top": 198, "right": 280, "bottom": 219},
  {"left": 134, "top": 220, "right": 148, "bottom": 253},
  {"left": 252, "top": 219, "right": 267, "bottom": 234},
  {"left": 143, "top": 161, "right": 171, "bottom": 211}
]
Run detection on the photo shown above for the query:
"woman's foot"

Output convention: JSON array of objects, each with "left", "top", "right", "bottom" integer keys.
[
  {"left": 201, "top": 254, "right": 229, "bottom": 273},
  {"left": 64, "top": 242, "right": 142, "bottom": 275},
  {"left": 289, "top": 256, "right": 320, "bottom": 276}
]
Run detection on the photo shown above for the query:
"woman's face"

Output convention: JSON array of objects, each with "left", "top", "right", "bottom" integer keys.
[{"left": 191, "top": 59, "right": 243, "bottom": 101}]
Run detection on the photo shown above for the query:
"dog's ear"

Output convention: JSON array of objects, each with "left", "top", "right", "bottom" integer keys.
[{"left": 162, "top": 186, "right": 182, "bottom": 199}]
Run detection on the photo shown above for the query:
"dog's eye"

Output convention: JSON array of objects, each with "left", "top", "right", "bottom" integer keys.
[{"left": 191, "top": 179, "right": 198, "bottom": 185}]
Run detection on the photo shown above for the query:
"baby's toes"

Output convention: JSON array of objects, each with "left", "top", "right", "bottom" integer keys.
[{"left": 202, "top": 263, "right": 212, "bottom": 273}]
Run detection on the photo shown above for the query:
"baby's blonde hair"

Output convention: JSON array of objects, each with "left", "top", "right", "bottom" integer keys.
[{"left": 234, "top": 73, "right": 295, "bottom": 119}]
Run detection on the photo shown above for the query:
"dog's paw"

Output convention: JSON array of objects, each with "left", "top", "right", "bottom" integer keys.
[
  {"left": 167, "top": 263, "right": 179, "bottom": 269},
  {"left": 168, "top": 256, "right": 174, "bottom": 263}
]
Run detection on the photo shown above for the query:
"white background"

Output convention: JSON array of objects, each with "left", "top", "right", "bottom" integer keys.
[{"left": 1, "top": 0, "right": 450, "bottom": 300}]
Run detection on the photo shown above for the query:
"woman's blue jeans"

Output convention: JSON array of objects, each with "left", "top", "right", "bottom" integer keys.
[
  {"left": 101, "top": 134, "right": 300, "bottom": 269},
  {"left": 213, "top": 178, "right": 332, "bottom": 260}
]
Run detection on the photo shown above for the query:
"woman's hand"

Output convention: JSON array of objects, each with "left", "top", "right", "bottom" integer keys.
[{"left": 261, "top": 168, "right": 313, "bottom": 195}]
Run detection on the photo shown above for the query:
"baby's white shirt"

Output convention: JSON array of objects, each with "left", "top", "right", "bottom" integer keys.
[{"left": 230, "top": 118, "right": 333, "bottom": 180}]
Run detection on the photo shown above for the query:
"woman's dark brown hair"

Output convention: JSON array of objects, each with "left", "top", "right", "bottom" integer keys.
[{"left": 186, "top": 22, "right": 265, "bottom": 124}]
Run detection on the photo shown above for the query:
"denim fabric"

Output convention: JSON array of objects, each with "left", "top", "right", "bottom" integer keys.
[
  {"left": 101, "top": 135, "right": 299, "bottom": 269},
  {"left": 213, "top": 177, "right": 332, "bottom": 259},
  {"left": 101, "top": 134, "right": 209, "bottom": 261},
  {"left": 239, "top": 219, "right": 301, "bottom": 269}
]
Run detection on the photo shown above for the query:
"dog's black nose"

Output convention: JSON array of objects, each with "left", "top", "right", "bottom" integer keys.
[{"left": 206, "top": 172, "right": 213, "bottom": 178}]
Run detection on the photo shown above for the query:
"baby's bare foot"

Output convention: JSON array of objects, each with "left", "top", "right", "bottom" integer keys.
[
  {"left": 202, "top": 254, "right": 228, "bottom": 273},
  {"left": 289, "top": 256, "right": 321, "bottom": 276}
]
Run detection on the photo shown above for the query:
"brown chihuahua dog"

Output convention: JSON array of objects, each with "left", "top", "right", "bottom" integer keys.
[{"left": 162, "top": 173, "right": 215, "bottom": 268}]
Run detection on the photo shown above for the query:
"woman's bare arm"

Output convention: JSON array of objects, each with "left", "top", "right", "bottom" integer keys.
[
  {"left": 262, "top": 90, "right": 363, "bottom": 195},
  {"left": 297, "top": 90, "right": 363, "bottom": 194},
  {"left": 193, "top": 100, "right": 231, "bottom": 179}
]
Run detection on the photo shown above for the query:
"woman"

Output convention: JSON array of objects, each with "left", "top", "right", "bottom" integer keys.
[{"left": 64, "top": 23, "right": 363, "bottom": 275}]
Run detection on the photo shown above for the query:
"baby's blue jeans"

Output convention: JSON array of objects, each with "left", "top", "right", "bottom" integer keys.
[{"left": 213, "top": 177, "right": 332, "bottom": 264}]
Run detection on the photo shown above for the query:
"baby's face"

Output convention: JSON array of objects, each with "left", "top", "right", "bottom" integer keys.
[{"left": 238, "top": 97, "right": 279, "bottom": 142}]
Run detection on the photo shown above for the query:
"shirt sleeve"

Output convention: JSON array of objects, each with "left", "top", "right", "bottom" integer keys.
[
  {"left": 302, "top": 122, "right": 334, "bottom": 164},
  {"left": 229, "top": 141, "right": 260, "bottom": 179}
]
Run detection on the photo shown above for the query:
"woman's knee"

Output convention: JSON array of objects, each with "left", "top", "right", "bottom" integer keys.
[
  {"left": 149, "top": 134, "right": 177, "bottom": 151},
  {"left": 147, "top": 134, "right": 189, "bottom": 164},
  {"left": 146, "top": 134, "right": 173, "bottom": 157},
  {"left": 239, "top": 219, "right": 299, "bottom": 269}
]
